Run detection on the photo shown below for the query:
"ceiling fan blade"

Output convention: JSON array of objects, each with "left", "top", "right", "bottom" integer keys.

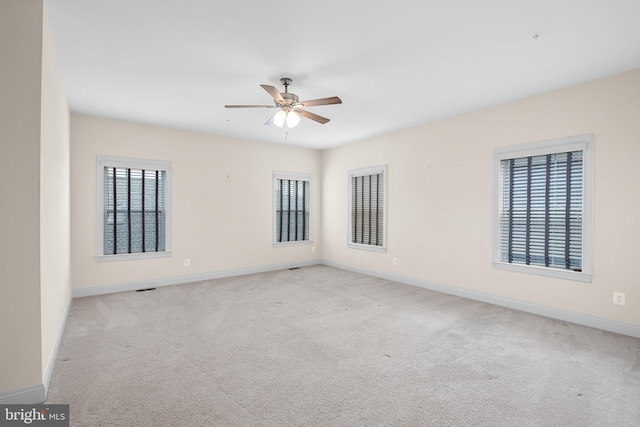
[
  {"left": 260, "top": 84, "right": 285, "bottom": 103},
  {"left": 299, "top": 96, "right": 342, "bottom": 107},
  {"left": 296, "top": 108, "right": 330, "bottom": 124},
  {"left": 225, "top": 104, "right": 276, "bottom": 108}
]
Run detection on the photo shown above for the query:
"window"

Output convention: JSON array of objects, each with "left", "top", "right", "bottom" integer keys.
[
  {"left": 348, "top": 165, "right": 386, "bottom": 252},
  {"left": 273, "top": 172, "right": 312, "bottom": 246},
  {"left": 97, "top": 156, "right": 172, "bottom": 261},
  {"left": 493, "top": 135, "right": 592, "bottom": 282}
]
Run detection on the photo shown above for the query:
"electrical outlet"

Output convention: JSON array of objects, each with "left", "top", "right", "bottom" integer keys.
[
  {"left": 312, "top": 246, "right": 316, "bottom": 253},
  {"left": 392, "top": 257, "right": 398, "bottom": 266},
  {"left": 613, "top": 292, "right": 625, "bottom": 305},
  {"left": 184, "top": 258, "right": 191, "bottom": 267}
]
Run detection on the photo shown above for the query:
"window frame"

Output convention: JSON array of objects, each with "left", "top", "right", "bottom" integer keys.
[
  {"left": 96, "top": 155, "right": 172, "bottom": 262},
  {"left": 272, "top": 171, "right": 313, "bottom": 248},
  {"left": 348, "top": 165, "right": 387, "bottom": 253},
  {"left": 492, "top": 134, "right": 593, "bottom": 282}
]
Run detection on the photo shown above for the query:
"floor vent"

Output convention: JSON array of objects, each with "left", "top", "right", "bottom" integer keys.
[
  {"left": 288, "top": 267, "right": 300, "bottom": 270},
  {"left": 135, "top": 288, "right": 156, "bottom": 292}
]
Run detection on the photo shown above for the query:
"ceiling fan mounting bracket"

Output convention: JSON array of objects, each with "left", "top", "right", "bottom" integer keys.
[{"left": 280, "top": 77, "right": 293, "bottom": 90}]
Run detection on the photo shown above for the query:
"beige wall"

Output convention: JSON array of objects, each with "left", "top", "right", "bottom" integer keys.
[
  {"left": 0, "top": 0, "right": 43, "bottom": 394},
  {"left": 40, "top": 7, "right": 71, "bottom": 382},
  {"left": 322, "top": 69, "right": 640, "bottom": 326},
  {"left": 73, "top": 70, "right": 640, "bottom": 328},
  {"left": 0, "top": 0, "right": 70, "bottom": 398},
  {"left": 71, "top": 115, "right": 321, "bottom": 290}
]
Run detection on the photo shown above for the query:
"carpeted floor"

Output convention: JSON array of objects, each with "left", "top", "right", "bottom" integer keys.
[{"left": 46, "top": 265, "right": 640, "bottom": 426}]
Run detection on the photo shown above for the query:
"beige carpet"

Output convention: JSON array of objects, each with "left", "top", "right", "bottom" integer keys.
[{"left": 46, "top": 265, "right": 640, "bottom": 426}]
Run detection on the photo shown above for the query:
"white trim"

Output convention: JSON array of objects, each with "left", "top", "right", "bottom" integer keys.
[
  {"left": 347, "top": 165, "right": 387, "bottom": 252},
  {"left": 322, "top": 260, "right": 640, "bottom": 339},
  {"left": 273, "top": 171, "right": 312, "bottom": 182},
  {"left": 96, "top": 155, "right": 172, "bottom": 260},
  {"left": 0, "top": 384, "right": 46, "bottom": 404},
  {"left": 96, "top": 251, "right": 172, "bottom": 263},
  {"left": 492, "top": 261, "right": 592, "bottom": 282},
  {"left": 272, "top": 240, "right": 313, "bottom": 248},
  {"left": 273, "top": 171, "right": 313, "bottom": 245},
  {"left": 43, "top": 293, "right": 72, "bottom": 397},
  {"left": 492, "top": 134, "right": 593, "bottom": 282},
  {"left": 346, "top": 242, "right": 387, "bottom": 253},
  {"left": 349, "top": 165, "right": 386, "bottom": 177},
  {"left": 494, "top": 134, "right": 591, "bottom": 159},
  {"left": 0, "top": 296, "right": 71, "bottom": 405},
  {"left": 71, "top": 259, "right": 322, "bottom": 298}
]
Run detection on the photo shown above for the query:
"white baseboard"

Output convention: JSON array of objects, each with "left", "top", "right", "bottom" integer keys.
[
  {"left": 43, "top": 292, "right": 72, "bottom": 397},
  {"left": 322, "top": 260, "right": 640, "bottom": 339},
  {"left": 72, "top": 259, "right": 323, "bottom": 298},
  {"left": 68, "top": 257, "right": 639, "bottom": 337},
  {"left": 0, "top": 293, "right": 71, "bottom": 405},
  {"left": 0, "top": 384, "right": 45, "bottom": 405}
]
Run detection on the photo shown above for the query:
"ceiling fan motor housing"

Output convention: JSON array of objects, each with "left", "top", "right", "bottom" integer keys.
[
  {"left": 278, "top": 92, "right": 299, "bottom": 108},
  {"left": 277, "top": 78, "right": 298, "bottom": 108}
]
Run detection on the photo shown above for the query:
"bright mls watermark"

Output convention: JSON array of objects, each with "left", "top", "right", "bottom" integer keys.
[{"left": 1, "top": 405, "right": 69, "bottom": 426}]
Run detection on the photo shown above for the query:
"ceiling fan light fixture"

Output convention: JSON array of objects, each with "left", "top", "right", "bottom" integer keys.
[
  {"left": 273, "top": 110, "right": 287, "bottom": 128},
  {"left": 286, "top": 110, "right": 300, "bottom": 128}
]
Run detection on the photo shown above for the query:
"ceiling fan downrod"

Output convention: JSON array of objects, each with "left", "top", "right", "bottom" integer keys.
[
  {"left": 280, "top": 77, "right": 292, "bottom": 93},
  {"left": 278, "top": 78, "right": 298, "bottom": 106}
]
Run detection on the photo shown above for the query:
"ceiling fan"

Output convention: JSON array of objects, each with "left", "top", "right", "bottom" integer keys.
[{"left": 225, "top": 78, "right": 342, "bottom": 128}]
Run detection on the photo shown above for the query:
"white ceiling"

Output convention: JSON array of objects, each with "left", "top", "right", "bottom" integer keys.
[{"left": 44, "top": 0, "right": 640, "bottom": 150}]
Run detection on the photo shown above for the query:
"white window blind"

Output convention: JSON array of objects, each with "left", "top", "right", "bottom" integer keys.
[
  {"left": 493, "top": 134, "right": 592, "bottom": 282},
  {"left": 97, "top": 156, "right": 171, "bottom": 261},
  {"left": 273, "top": 172, "right": 311, "bottom": 246},
  {"left": 349, "top": 166, "right": 386, "bottom": 251},
  {"left": 499, "top": 151, "right": 583, "bottom": 271},
  {"left": 103, "top": 167, "right": 166, "bottom": 255}
]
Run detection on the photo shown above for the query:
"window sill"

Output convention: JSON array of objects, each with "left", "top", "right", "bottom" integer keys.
[
  {"left": 273, "top": 240, "right": 313, "bottom": 248},
  {"left": 96, "top": 251, "right": 172, "bottom": 263},
  {"left": 492, "top": 261, "right": 592, "bottom": 283},
  {"left": 348, "top": 243, "right": 386, "bottom": 253}
]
